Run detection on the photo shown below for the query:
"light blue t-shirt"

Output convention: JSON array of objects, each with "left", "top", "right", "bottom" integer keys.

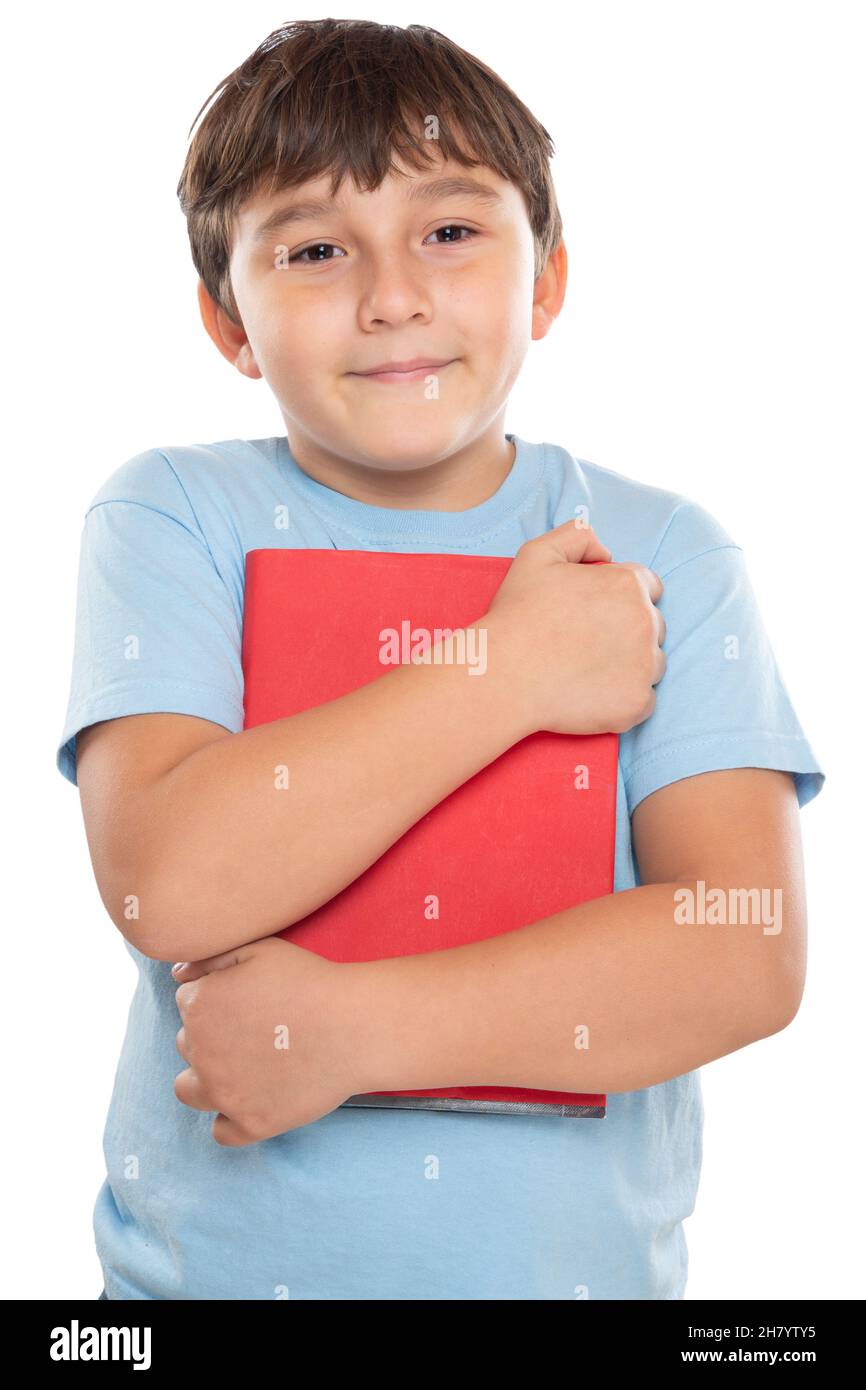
[{"left": 56, "top": 431, "right": 825, "bottom": 1300}]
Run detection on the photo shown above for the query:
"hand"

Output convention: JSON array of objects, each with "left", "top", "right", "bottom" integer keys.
[
  {"left": 172, "top": 937, "right": 370, "bottom": 1145},
  {"left": 482, "top": 519, "right": 666, "bottom": 736}
]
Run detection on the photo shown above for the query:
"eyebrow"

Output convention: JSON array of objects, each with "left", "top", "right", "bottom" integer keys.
[{"left": 250, "top": 176, "right": 506, "bottom": 243}]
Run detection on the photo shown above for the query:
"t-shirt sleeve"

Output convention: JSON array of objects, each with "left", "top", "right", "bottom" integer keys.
[
  {"left": 618, "top": 500, "right": 825, "bottom": 817},
  {"left": 56, "top": 451, "right": 245, "bottom": 787}
]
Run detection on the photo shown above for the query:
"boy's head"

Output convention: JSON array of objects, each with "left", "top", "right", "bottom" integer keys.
[{"left": 177, "top": 19, "right": 567, "bottom": 481}]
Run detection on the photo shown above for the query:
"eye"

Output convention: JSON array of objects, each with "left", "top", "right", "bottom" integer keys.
[
  {"left": 424, "top": 224, "right": 478, "bottom": 247},
  {"left": 286, "top": 224, "right": 478, "bottom": 265},
  {"left": 288, "top": 243, "right": 347, "bottom": 264},
  {"left": 289, "top": 225, "right": 480, "bottom": 265}
]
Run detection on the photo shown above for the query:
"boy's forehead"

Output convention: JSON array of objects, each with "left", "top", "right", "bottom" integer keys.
[{"left": 235, "top": 157, "right": 521, "bottom": 243}]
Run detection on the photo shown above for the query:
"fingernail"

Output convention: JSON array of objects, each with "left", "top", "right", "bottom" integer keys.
[{"left": 171, "top": 962, "right": 187, "bottom": 975}]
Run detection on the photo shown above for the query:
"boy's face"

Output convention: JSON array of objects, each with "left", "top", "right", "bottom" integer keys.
[{"left": 202, "top": 148, "right": 565, "bottom": 490}]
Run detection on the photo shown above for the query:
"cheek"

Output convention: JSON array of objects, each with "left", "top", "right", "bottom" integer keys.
[
  {"left": 455, "top": 265, "right": 529, "bottom": 340},
  {"left": 250, "top": 270, "right": 342, "bottom": 345},
  {"left": 475, "top": 296, "right": 530, "bottom": 363},
  {"left": 257, "top": 302, "right": 340, "bottom": 381}
]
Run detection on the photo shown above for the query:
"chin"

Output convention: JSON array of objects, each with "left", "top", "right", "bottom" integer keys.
[{"left": 354, "top": 421, "right": 465, "bottom": 467}]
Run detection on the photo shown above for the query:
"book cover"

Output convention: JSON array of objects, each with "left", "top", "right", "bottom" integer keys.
[{"left": 241, "top": 548, "right": 616, "bottom": 1117}]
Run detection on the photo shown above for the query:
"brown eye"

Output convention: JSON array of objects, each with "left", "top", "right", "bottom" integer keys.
[
  {"left": 425, "top": 225, "right": 478, "bottom": 246},
  {"left": 289, "top": 243, "right": 347, "bottom": 264}
]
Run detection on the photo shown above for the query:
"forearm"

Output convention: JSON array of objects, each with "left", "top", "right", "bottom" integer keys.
[
  {"left": 141, "top": 620, "right": 531, "bottom": 961},
  {"left": 350, "top": 881, "right": 790, "bottom": 1095}
]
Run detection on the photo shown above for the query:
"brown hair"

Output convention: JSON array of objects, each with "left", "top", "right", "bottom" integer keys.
[{"left": 176, "top": 18, "right": 563, "bottom": 324}]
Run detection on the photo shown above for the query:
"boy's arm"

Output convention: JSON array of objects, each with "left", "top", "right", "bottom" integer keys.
[
  {"left": 77, "top": 619, "right": 532, "bottom": 963},
  {"left": 348, "top": 768, "right": 807, "bottom": 1094}
]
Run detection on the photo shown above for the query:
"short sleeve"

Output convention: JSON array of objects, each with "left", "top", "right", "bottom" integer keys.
[
  {"left": 619, "top": 507, "right": 825, "bottom": 817},
  {"left": 56, "top": 452, "right": 245, "bottom": 786}
]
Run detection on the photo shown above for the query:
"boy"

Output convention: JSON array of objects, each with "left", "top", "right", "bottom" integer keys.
[{"left": 57, "top": 19, "right": 824, "bottom": 1300}]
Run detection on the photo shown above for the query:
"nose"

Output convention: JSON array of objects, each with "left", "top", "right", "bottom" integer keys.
[{"left": 357, "top": 250, "right": 434, "bottom": 329}]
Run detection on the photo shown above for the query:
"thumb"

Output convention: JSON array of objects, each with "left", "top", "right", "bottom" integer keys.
[{"left": 529, "top": 517, "right": 612, "bottom": 566}]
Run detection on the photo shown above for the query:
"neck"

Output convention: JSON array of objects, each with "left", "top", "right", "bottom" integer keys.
[{"left": 282, "top": 420, "right": 516, "bottom": 512}]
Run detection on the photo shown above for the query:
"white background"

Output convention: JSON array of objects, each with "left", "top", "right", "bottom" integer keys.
[{"left": 3, "top": 0, "right": 861, "bottom": 1300}]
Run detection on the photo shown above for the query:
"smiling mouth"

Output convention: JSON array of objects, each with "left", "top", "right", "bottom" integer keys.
[{"left": 351, "top": 361, "right": 457, "bottom": 384}]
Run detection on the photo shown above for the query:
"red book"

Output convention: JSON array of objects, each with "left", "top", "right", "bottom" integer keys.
[{"left": 241, "top": 548, "right": 616, "bottom": 1118}]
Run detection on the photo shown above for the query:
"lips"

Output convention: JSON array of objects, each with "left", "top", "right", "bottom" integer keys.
[{"left": 352, "top": 358, "right": 456, "bottom": 383}]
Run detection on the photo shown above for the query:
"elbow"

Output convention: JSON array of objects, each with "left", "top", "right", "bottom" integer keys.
[
  {"left": 112, "top": 859, "right": 296, "bottom": 963},
  {"left": 98, "top": 840, "right": 313, "bottom": 962},
  {"left": 101, "top": 884, "right": 185, "bottom": 963},
  {"left": 85, "top": 803, "right": 253, "bottom": 961},
  {"left": 126, "top": 913, "right": 192, "bottom": 963},
  {"left": 99, "top": 862, "right": 211, "bottom": 964},
  {"left": 123, "top": 908, "right": 215, "bottom": 965},
  {"left": 751, "top": 970, "right": 806, "bottom": 1041},
  {"left": 740, "top": 910, "right": 807, "bottom": 1043},
  {"left": 124, "top": 888, "right": 219, "bottom": 964}
]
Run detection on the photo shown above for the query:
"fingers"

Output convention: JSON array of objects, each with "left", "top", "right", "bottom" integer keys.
[
  {"left": 212, "top": 1113, "right": 259, "bottom": 1148},
  {"left": 174, "top": 1066, "right": 257, "bottom": 1146},
  {"left": 173, "top": 1063, "right": 213, "bottom": 1113},
  {"left": 653, "top": 646, "right": 667, "bottom": 686},
  {"left": 612, "top": 560, "right": 667, "bottom": 665},
  {"left": 532, "top": 518, "right": 613, "bottom": 565},
  {"left": 613, "top": 559, "right": 665, "bottom": 606},
  {"left": 647, "top": 569, "right": 664, "bottom": 604},
  {"left": 171, "top": 946, "right": 248, "bottom": 981}
]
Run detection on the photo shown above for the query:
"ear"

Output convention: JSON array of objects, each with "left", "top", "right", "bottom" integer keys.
[
  {"left": 531, "top": 238, "right": 568, "bottom": 343},
  {"left": 196, "top": 278, "right": 262, "bottom": 380}
]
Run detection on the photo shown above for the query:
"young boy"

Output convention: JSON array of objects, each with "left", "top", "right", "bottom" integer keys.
[{"left": 57, "top": 19, "right": 825, "bottom": 1300}]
